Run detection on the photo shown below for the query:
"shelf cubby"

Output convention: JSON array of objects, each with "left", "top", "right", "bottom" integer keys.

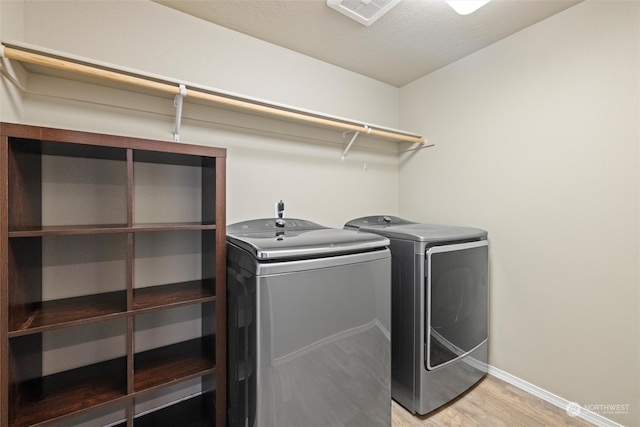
[
  {"left": 9, "top": 357, "right": 128, "bottom": 427},
  {"left": 132, "top": 149, "right": 217, "bottom": 228},
  {"left": 8, "top": 232, "right": 128, "bottom": 337},
  {"left": 7, "top": 318, "right": 128, "bottom": 427},
  {"left": 134, "top": 392, "right": 216, "bottom": 427},
  {"left": 7, "top": 137, "right": 128, "bottom": 233},
  {"left": 133, "top": 337, "right": 216, "bottom": 394}
]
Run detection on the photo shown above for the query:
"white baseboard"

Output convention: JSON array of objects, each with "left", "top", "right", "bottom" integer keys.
[{"left": 487, "top": 365, "right": 624, "bottom": 427}]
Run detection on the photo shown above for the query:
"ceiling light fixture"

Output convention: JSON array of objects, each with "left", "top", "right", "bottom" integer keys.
[{"left": 445, "top": 0, "right": 491, "bottom": 15}]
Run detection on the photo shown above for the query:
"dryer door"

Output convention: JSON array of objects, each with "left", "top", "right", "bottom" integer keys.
[{"left": 425, "top": 240, "right": 488, "bottom": 371}]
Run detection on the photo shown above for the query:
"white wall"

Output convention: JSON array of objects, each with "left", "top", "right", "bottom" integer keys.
[
  {"left": 399, "top": 1, "right": 639, "bottom": 425},
  {"left": 2, "top": 0, "right": 402, "bottom": 228}
]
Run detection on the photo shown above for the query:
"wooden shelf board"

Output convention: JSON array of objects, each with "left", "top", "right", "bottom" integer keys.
[
  {"left": 9, "top": 136, "right": 128, "bottom": 162},
  {"left": 133, "top": 150, "right": 211, "bottom": 167},
  {"left": 1, "top": 122, "right": 228, "bottom": 158},
  {"left": 134, "top": 338, "right": 215, "bottom": 394},
  {"left": 9, "top": 281, "right": 216, "bottom": 337},
  {"left": 8, "top": 223, "right": 217, "bottom": 237},
  {"left": 131, "top": 223, "right": 217, "bottom": 232},
  {"left": 133, "top": 280, "right": 215, "bottom": 312},
  {"left": 10, "top": 358, "right": 127, "bottom": 427},
  {"left": 8, "top": 224, "right": 130, "bottom": 237},
  {"left": 9, "top": 291, "right": 127, "bottom": 337}
]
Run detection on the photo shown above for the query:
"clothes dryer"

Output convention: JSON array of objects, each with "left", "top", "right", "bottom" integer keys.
[
  {"left": 344, "top": 216, "right": 488, "bottom": 415},
  {"left": 227, "top": 218, "right": 391, "bottom": 427}
]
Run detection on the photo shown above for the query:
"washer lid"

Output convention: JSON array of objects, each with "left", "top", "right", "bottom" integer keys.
[
  {"left": 344, "top": 215, "right": 487, "bottom": 242},
  {"left": 227, "top": 218, "right": 389, "bottom": 260}
]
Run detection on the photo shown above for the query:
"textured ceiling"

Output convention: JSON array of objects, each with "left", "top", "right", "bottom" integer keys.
[{"left": 153, "top": 0, "right": 582, "bottom": 87}]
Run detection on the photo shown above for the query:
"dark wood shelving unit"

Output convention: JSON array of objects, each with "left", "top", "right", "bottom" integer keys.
[{"left": 1, "top": 123, "right": 227, "bottom": 427}]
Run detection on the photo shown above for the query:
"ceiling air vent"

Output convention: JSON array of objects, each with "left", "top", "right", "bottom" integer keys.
[{"left": 327, "top": 0, "right": 402, "bottom": 26}]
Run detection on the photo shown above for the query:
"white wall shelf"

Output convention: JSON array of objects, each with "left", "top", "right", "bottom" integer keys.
[{"left": 1, "top": 42, "right": 425, "bottom": 153}]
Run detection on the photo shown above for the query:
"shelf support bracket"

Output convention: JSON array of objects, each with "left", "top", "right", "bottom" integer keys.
[
  {"left": 341, "top": 125, "right": 369, "bottom": 160},
  {"left": 341, "top": 131, "right": 359, "bottom": 161},
  {"left": 401, "top": 141, "right": 435, "bottom": 153},
  {"left": 0, "top": 45, "right": 27, "bottom": 92},
  {"left": 173, "top": 84, "right": 186, "bottom": 142}
]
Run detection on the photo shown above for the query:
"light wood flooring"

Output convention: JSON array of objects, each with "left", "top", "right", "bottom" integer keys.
[{"left": 392, "top": 375, "right": 596, "bottom": 427}]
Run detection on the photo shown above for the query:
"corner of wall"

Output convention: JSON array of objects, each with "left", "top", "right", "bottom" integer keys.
[{"left": 0, "top": 0, "right": 26, "bottom": 122}]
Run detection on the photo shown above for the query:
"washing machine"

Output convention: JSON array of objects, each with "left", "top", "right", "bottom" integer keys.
[
  {"left": 226, "top": 218, "right": 392, "bottom": 427},
  {"left": 344, "top": 216, "right": 488, "bottom": 415}
]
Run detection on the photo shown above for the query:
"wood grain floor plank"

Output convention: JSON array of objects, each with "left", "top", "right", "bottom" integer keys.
[{"left": 392, "top": 375, "right": 596, "bottom": 427}]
